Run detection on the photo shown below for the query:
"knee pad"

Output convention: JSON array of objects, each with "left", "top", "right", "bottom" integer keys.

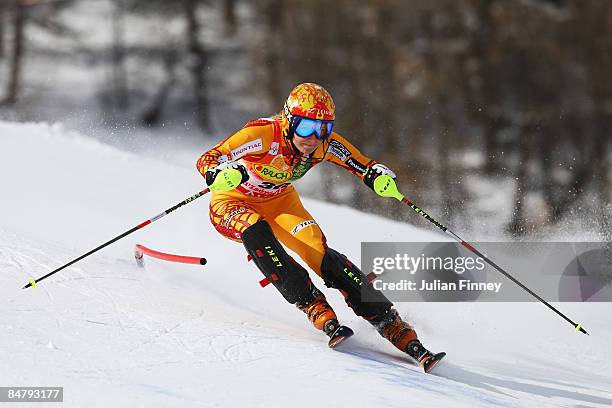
[
  {"left": 242, "top": 220, "right": 315, "bottom": 305},
  {"left": 320, "top": 248, "right": 392, "bottom": 318}
]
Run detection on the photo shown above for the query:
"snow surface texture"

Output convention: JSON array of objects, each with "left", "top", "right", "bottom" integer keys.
[{"left": 1, "top": 121, "right": 611, "bottom": 408}]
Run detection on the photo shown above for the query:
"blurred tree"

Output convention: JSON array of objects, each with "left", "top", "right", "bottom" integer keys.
[
  {"left": 0, "top": 2, "right": 5, "bottom": 59},
  {"left": 99, "top": 0, "right": 214, "bottom": 130},
  {"left": 184, "top": 0, "right": 210, "bottom": 131},
  {"left": 2, "top": 0, "right": 25, "bottom": 105},
  {"left": 111, "top": 0, "right": 129, "bottom": 111},
  {"left": 547, "top": 1, "right": 612, "bottom": 226},
  {"left": 224, "top": 0, "right": 237, "bottom": 37},
  {"left": 578, "top": 1, "right": 612, "bottom": 238},
  {"left": 260, "top": 0, "right": 285, "bottom": 110},
  {"left": 141, "top": 50, "right": 178, "bottom": 126},
  {"left": 1, "top": 0, "right": 609, "bottom": 238},
  {"left": 2, "top": 0, "right": 79, "bottom": 105},
  {"left": 465, "top": 0, "right": 509, "bottom": 177},
  {"left": 508, "top": 122, "right": 537, "bottom": 235}
]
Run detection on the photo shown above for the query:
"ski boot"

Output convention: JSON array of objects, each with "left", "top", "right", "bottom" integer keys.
[
  {"left": 297, "top": 289, "right": 353, "bottom": 348},
  {"left": 373, "top": 309, "right": 445, "bottom": 373},
  {"left": 405, "top": 340, "right": 446, "bottom": 373}
]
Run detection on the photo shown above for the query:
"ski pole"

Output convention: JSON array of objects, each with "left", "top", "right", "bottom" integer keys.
[
  {"left": 22, "top": 168, "right": 244, "bottom": 289},
  {"left": 373, "top": 175, "right": 589, "bottom": 335}
]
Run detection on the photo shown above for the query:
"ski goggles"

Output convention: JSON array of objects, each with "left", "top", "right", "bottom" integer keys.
[{"left": 292, "top": 117, "right": 334, "bottom": 140}]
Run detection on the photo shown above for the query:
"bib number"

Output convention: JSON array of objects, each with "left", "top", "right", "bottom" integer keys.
[{"left": 259, "top": 181, "right": 291, "bottom": 190}]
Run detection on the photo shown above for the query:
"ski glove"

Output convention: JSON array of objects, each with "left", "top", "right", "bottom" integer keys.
[
  {"left": 205, "top": 162, "right": 249, "bottom": 188},
  {"left": 363, "top": 163, "right": 396, "bottom": 191}
]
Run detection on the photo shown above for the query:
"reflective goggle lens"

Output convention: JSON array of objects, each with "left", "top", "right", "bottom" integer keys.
[{"left": 293, "top": 117, "right": 334, "bottom": 140}]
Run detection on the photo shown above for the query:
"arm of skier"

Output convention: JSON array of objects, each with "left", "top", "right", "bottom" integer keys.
[
  {"left": 196, "top": 124, "right": 272, "bottom": 186},
  {"left": 323, "top": 132, "right": 396, "bottom": 190}
]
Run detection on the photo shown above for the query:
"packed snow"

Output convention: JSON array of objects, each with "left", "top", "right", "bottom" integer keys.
[{"left": 1, "top": 121, "right": 611, "bottom": 407}]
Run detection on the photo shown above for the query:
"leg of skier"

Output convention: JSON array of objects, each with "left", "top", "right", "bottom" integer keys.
[
  {"left": 319, "top": 248, "right": 445, "bottom": 371},
  {"left": 209, "top": 191, "right": 343, "bottom": 340},
  {"left": 257, "top": 190, "right": 444, "bottom": 371}
]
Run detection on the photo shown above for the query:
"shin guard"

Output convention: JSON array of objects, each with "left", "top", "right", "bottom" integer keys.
[
  {"left": 320, "top": 248, "right": 392, "bottom": 318},
  {"left": 242, "top": 220, "right": 315, "bottom": 305}
]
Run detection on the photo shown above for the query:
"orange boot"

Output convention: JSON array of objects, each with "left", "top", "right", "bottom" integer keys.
[
  {"left": 375, "top": 308, "right": 419, "bottom": 352},
  {"left": 296, "top": 288, "right": 354, "bottom": 348},
  {"left": 372, "top": 308, "right": 446, "bottom": 372},
  {"left": 296, "top": 288, "right": 338, "bottom": 332}
]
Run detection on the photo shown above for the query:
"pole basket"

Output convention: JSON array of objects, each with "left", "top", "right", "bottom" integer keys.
[{"left": 134, "top": 244, "right": 207, "bottom": 267}]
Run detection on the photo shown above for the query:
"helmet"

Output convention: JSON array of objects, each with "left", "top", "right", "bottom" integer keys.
[
  {"left": 281, "top": 83, "right": 335, "bottom": 138},
  {"left": 284, "top": 83, "right": 335, "bottom": 121}
]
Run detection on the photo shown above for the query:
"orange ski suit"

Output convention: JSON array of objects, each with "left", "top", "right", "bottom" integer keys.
[{"left": 196, "top": 116, "right": 376, "bottom": 276}]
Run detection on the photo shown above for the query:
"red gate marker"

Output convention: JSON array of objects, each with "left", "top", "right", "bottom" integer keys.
[{"left": 134, "top": 244, "right": 207, "bottom": 266}]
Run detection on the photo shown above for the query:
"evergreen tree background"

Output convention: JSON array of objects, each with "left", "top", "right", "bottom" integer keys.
[{"left": 1, "top": 0, "right": 610, "bottom": 239}]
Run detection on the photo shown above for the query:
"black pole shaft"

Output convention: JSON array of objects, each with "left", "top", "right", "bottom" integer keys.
[
  {"left": 23, "top": 225, "right": 139, "bottom": 289},
  {"left": 400, "top": 197, "right": 588, "bottom": 335},
  {"left": 23, "top": 188, "right": 209, "bottom": 289}
]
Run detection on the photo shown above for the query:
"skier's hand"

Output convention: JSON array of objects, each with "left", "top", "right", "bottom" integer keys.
[
  {"left": 206, "top": 162, "right": 249, "bottom": 190},
  {"left": 363, "top": 163, "right": 396, "bottom": 191}
]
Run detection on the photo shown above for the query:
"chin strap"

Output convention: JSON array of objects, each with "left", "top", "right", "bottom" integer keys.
[
  {"left": 288, "top": 137, "right": 301, "bottom": 165},
  {"left": 281, "top": 112, "right": 300, "bottom": 166}
]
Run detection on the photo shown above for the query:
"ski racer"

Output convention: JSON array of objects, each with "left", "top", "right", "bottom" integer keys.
[{"left": 196, "top": 83, "right": 444, "bottom": 372}]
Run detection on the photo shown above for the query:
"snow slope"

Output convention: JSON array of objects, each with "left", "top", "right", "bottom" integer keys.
[{"left": 1, "top": 121, "right": 611, "bottom": 408}]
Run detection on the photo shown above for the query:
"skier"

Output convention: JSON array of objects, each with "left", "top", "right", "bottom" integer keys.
[{"left": 196, "top": 83, "right": 444, "bottom": 372}]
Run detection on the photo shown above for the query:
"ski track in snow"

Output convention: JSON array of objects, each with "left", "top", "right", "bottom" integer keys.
[{"left": 1, "top": 121, "right": 612, "bottom": 408}]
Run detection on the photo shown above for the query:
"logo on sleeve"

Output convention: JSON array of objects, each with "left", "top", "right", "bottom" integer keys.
[
  {"left": 327, "top": 139, "right": 351, "bottom": 161},
  {"left": 346, "top": 158, "right": 367, "bottom": 174},
  {"left": 231, "top": 139, "right": 263, "bottom": 159}
]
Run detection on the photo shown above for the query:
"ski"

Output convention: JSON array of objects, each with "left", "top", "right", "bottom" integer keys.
[
  {"left": 327, "top": 325, "right": 354, "bottom": 348},
  {"left": 422, "top": 351, "right": 446, "bottom": 373}
]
